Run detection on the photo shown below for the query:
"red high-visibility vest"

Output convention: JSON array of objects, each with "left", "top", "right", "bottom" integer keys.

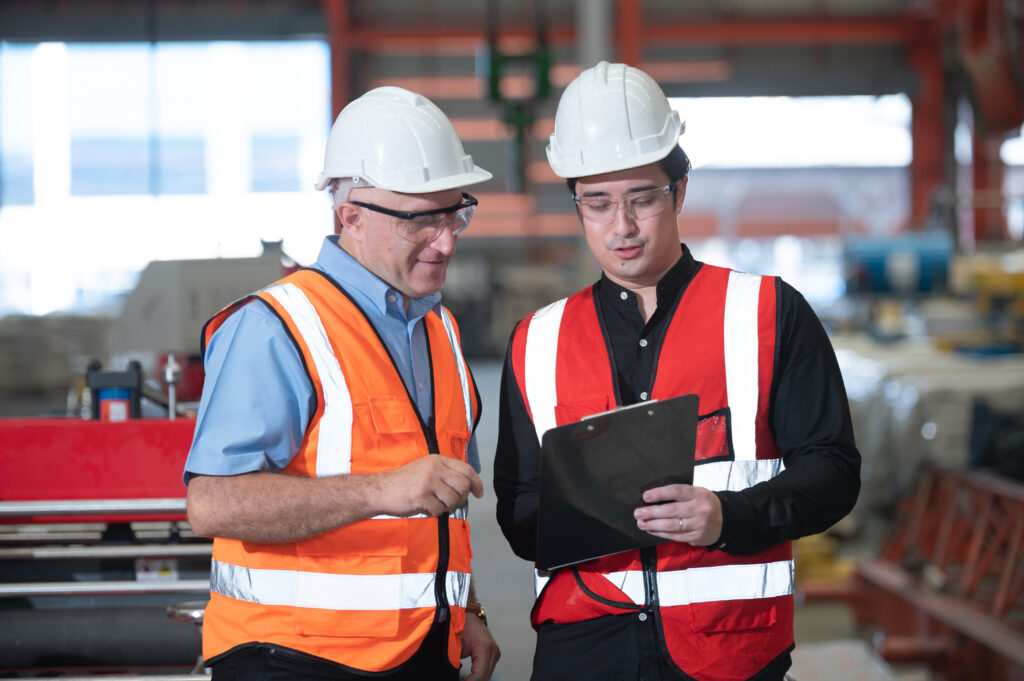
[
  {"left": 201, "top": 268, "right": 479, "bottom": 673},
  {"left": 510, "top": 264, "right": 793, "bottom": 681}
]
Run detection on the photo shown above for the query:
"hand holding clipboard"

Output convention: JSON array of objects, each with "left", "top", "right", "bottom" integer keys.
[{"left": 536, "top": 393, "right": 699, "bottom": 570}]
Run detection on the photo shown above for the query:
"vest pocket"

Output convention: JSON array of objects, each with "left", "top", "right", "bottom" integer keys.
[
  {"left": 688, "top": 597, "right": 777, "bottom": 633},
  {"left": 448, "top": 430, "right": 471, "bottom": 461},
  {"left": 368, "top": 395, "right": 420, "bottom": 435},
  {"left": 695, "top": 409, "right": 733, "bottom": 462}
]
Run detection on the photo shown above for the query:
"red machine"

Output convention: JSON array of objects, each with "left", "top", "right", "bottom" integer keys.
[{"left": 0, "top": 417, "right": 210, "bottom": 676}]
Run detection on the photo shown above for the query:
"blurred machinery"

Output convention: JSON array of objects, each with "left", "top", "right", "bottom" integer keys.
[
  {"left": 107, "top": 240, "right": 292, "bottom": 396},
  {"left": 843, "top": 231, "right": 956, "bottom": 340},
  {"left": 0, "top": 244, "right": 294, "bottom": 676},
  {"left": 844, "top": 233, "right": 1024, "bottom": 353}
]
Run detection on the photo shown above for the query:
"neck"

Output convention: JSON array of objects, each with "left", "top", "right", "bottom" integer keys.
[{"left": 336, "top": 232, "right": 412, "bottom": 313}]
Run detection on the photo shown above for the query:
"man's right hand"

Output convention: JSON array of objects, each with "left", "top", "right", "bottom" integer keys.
[{"left": 379, "top": 456, "right": 484, "bottom": 517}]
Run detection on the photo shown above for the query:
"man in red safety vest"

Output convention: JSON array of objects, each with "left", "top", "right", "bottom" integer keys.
[{"left": 494, "top": 61, "right": 861, "bottom": 681}]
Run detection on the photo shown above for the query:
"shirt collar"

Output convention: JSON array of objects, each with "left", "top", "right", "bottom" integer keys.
[{"left": 314, "top": 235, "right": 442, "bottom": 320}]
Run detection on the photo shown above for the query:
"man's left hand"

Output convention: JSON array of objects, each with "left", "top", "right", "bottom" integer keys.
[
  {"left": 634, "top": 484, "right": 723, "bottom": 546},
  {"left": 460, "top": 609, "right": 500, "bottom": 680}
]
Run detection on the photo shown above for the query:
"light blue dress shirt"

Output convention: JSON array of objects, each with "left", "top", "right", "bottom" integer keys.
[{"left": 183, "top": 235, "right": 479, "bottom": 483}]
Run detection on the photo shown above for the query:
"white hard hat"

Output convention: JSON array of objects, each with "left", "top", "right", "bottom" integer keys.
[
  {"left": 546, "top": 61, "right": 684, "bottom": 179},
  {"left": 314, "top": 86, "right": 492, "bottom": 199}
]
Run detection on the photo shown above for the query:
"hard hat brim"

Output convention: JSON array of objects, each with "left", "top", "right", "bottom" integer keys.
[{"left": 315, "top": 166, "right": 492, "bottom": 194}]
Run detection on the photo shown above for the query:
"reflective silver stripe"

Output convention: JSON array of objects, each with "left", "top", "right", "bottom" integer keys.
[
  {"left": 438, "top": 307, "right": 474, "bottom": 432},
  {"left": 211, "top": 559, "right": 471, "bottom": 611},
  {"left": 446, "top": 567, "right": 471, "bottom": 608},
  {"left": 604, "top": 560, "right": 794, "bottom": 606},
  {"left": 265, "top": 283, "right": 354, "bottom": 477},
  {"left": 723, "top": 272, "right": 762, "bottom": 461},
  {"left": 693, "top": 458, "right": 784, "bottom": 492},
  {"left": 534, "top": 568, "right": 551, "bottom": 597},
  {"left": 524, "top": 298, "right": 567, "bottom": 444}
]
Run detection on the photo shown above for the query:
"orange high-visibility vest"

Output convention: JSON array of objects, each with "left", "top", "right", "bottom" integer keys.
[
  {"left": 510, "top": 264, "right": 793, "bottom": 681},
  {"left": 200, "top": 268, "right": 479, "bottom": 673}
]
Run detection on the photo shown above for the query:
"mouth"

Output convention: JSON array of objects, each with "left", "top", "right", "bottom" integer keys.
[
  {"left": 613, "top": 243, "right": 644, "bottom": 260},
  {"left": 417, "top": 258, "right": 448, "bottom": 270}
]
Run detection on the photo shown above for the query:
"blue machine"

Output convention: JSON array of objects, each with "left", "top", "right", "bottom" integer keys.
[{"left": 844, "top": 231, "right": 955, "bottom": 296}]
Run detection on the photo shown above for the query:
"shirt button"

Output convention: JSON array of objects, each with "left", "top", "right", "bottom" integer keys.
[
  {"left": 640, "top": 392, "right": 648, "bottom": 400},
  {"left": 387, "top": 294, "right": 396, "bottom": 303},
  {"left": 417, "top": 382, "right": 424, "bottom": 390},
  {"left": 639, "top": 339, "right": 648, "bottom": 348},
  {"left": 620, "top": 291, "right": 628, "bottom": 301},
  {"left": 638, "top": 612, "right": 648, "bottom": 622}
]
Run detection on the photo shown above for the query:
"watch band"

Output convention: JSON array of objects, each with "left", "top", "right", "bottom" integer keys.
[{"left": 465, "top": 601, "right": 487, "bottom": 626}]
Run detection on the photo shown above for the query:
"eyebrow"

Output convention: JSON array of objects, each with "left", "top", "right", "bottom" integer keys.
[{"left": 579, "top": 184, "right": 660, "bottom": 197}]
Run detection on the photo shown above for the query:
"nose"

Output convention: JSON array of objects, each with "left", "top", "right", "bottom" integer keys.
[
  {"left": 611, "top": 202, "right": 639, "bottom": 237},
  {"left": 427, "top": 221, "right": 458, "bottom": 255}
]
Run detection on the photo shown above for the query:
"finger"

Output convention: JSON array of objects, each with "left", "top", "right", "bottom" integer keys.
[
  {"left": 634, "top": 501, "right": 684, "bottom": 521},
  {"left": 440, "top": 457, "right": 485, "bottom": 498},
  {"left": 641, "top": 484, "right": 692, "bottom": 504},
  {"left": 464, "top": 648, "right": 498, "bottom": 681},
  {"left": 637, "top": 515, "right": 690, "bottom": 534}
]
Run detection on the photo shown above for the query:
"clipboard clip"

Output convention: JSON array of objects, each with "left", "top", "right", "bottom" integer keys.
[
  {"left": 574, "top": 399, "right": 660, "bottom": 441},
  {"left": 580, "top": 398, "right": 659, "bottom": 421}
]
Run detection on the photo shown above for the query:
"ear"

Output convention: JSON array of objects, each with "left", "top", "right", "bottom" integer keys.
[
  {"left": 673, "top": 176, "right": 689, "bottom": 215},
  {"left": 337, "top": 203, "right": 366, "bottom": 242}
]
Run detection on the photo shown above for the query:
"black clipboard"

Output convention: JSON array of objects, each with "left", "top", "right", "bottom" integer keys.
[{"left": 536, "top": 393, "right": 699, "bottom": 571}]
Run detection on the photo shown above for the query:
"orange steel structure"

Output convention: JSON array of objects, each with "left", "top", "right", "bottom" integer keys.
[
  {"left": 319, "top": 0, "right": 1023, "bottom": 246},
  {"left": 805, "top": 463, "right": 1024, "bottom": 681}
]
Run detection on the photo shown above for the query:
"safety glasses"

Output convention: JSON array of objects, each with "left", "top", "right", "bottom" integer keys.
[{"left": 350, "top": 192, "right": 478, "bottom": 244}]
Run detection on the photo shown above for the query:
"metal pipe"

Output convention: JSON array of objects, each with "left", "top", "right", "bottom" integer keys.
[
  {"left": 0, "top": 579, "right": 209, "bottom": 598},
  {"left": 0, "top": 544, "right": 212, "bottom": 560},
  {"left": 26, "top": 677, "right": 203, "bottom": 681},
  {"left": 0, "top": 498, "right": 186, "bottom": 518}
]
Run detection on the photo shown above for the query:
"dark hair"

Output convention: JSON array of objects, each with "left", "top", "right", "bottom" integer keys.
[{"left": 565, "top": 145, "right": 692, "bottom": 195}]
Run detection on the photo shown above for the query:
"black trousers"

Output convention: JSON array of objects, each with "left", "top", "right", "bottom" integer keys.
[{"left": 209, "top": 622, "right": 460, "bottom": 681}]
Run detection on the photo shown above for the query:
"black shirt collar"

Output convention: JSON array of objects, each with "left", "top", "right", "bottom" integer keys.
[{"left": 595, "top": 243, "right": 701, "bottom": 312}]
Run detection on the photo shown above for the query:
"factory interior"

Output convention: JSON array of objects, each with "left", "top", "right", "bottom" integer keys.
[{"left": 1, "top": 0, "right": 1023, "bottom": 679}]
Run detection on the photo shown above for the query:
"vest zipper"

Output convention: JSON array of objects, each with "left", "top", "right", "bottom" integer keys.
[
  {"left": 641, "top": 546, "right": 658, "bottom": 610},
  {"left": 426, "top": 416, "right": 451, "bottom": 622}
]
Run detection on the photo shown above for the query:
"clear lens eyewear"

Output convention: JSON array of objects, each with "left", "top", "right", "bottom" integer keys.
[
  {"left": 350, "top": 192, "right": 478, "bottom": 244},
  {"left": 572, "top": 183, "right": 677, "bottom": 224}
]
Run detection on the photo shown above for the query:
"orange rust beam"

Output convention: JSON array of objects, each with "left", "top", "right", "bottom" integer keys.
[
  {"left": 618, "top": 0, "right": 643, "bottom": 66},
  {"left": 907, "top": 22, "right": 946, "bottom": 232},
  {"left": 321, "top": 0, "right": 353, "bottom": 120},
  {"left": 344, "top": 17, "right": 917, "bottom": 54},
  {"left": 625, "top": 17, "right": 917, "bottom": 46}
]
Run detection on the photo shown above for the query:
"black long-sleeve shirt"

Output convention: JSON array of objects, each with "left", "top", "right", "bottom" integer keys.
[
  {"left": 493, "top": 246, "right": 861, "bottom": 679},
  {"left": 495, "top": 245, "right": 860, "bottom": 560}
]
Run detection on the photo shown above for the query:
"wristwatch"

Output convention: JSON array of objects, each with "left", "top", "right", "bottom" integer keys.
[{"left": 465, "top": 601, "right": 488, "bottom": 626}]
